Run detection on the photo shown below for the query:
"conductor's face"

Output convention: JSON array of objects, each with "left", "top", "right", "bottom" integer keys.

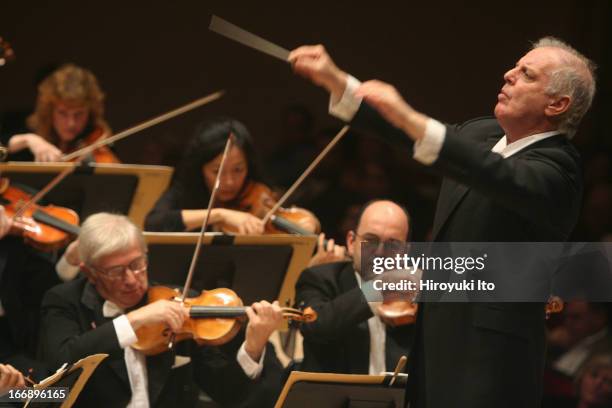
[
  {"left": 85, "top": 241, "right": 149, "bottom": 309},
  {"left": 494, "top": 47, "right": 565, "bottom": 136}
]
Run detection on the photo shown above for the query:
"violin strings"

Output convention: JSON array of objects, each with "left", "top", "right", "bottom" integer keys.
[{"left": 13, "top": 164, "right": 75, "bottom": 219}]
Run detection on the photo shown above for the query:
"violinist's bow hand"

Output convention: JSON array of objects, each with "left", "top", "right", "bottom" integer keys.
[{"left": 0, "top": 364, "right": 26, "bottom": 394}]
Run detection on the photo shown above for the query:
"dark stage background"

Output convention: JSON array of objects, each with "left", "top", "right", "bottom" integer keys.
[{"left": 1, "top": 0, "right": 610, "bottom": 241}]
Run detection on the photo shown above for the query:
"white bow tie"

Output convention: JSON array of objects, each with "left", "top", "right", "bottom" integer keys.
[{"left": 102, "top": 301, "right": 124, "bottom": 318}]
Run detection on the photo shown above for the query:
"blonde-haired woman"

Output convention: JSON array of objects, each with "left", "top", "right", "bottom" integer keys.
[{"left": 7, "top": 64, "right": 119, "bottom": 163}]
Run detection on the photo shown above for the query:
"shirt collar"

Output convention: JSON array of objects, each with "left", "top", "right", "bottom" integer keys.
[
  {"left": 492, "top": 130, "right": 561, "bottom": 158},
  {"left": 103, "top": 300, "right": 124, "bottom": 318}
]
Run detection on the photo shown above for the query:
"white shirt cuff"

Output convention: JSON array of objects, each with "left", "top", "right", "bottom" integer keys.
[
  {"left": 368, "top": 301, "right": 382, "bottom": 316},
  {"left": 329, "top": 75, "right": 362, "bottom": 122},
  {"left": 236, "top": 341, "right": 265, "bottom": 379},
  {"left": 113, "top": 315, "right": 138, "bottom": 349},
  {"left": 413, "top": 118, "right": 446, "bottom": 165},
  {"left": 56, "top": 255, "right": 80, "bottom": 281}
]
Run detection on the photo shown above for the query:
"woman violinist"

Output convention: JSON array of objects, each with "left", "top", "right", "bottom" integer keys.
[
  {"left": 6, "top": 63, "right": 119, "bottom": 163},
  {"left": 145, "top": 117, "right": 320, "bottom": 235}
]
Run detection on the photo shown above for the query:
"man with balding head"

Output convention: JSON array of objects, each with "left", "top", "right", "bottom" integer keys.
[
  {"left": 295, "top": 200, "right": 414, "bottom": 375},
  {"left": 289, "top": 37, "right": 596, "bottom": 407}
]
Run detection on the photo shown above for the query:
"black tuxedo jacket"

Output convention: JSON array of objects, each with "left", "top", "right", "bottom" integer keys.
[
  {"left": 0, "top": 237, "right": 57, "bottom": 378},
  {"left": 295, "top": 261, "right": 414, "bottom": 374},
  {"left": 351, "top": 104, "right": 583, "bottom": 408},
  {"left": 38, "top": 277, "right": 283, "bottom": 408}
]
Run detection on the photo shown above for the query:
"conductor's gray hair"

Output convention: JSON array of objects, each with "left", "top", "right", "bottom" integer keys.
[{"left": 532, "top": 37, "right": 596, "bottom": 138}]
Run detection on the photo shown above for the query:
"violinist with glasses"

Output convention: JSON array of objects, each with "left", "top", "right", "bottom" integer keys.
[
  {"left": 39, "top": 212, "right": 285, "bottom": 407},
  {"left": 295, "top": 200, "right": 415, "bottom": 375}
]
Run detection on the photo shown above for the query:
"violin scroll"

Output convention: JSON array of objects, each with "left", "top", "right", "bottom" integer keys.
[
  {"left": 281, "top": 306, "right": 318, "bottom": 323},
  {"left": 545, "top": 295, "right": 564, "bottom": 319}
]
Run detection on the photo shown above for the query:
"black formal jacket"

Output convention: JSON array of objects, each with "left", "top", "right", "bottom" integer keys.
[
  {"left": 0, "top": 237, "right": 56, "bottom": 378},
  {"left": 295, "top": 261, "right": 413, "bottom": 374},
  {"left": 351, "top": 104, "right": 583, "bottom": 408},
  {"left": 144, "top": 184, "right": 187, "bottom": 232},
  {"left": 38, "top": 277, "right": 283, "bottom": 408}
]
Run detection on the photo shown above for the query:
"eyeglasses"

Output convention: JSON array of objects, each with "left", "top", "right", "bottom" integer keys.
[
  {"left": 89, "top": 254, "right": 148, "bottom": 280},
  {"left": 355, "top": 233, "right": 406, "bottom": 252}
]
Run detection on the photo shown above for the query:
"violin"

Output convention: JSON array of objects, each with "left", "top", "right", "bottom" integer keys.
[
  {"left": 0, "top": 178, "right": 79, "bottom": 251},
  {"left": 377, "top": 301, "right": 419, "bottom": 326},
  {"left": 224, "top": 181, "right": 321, "bottom": 235},
  {"left": 0, "top": 37, "right": 79, "bottom": 251},
  {"left": 0, "top": 36, "right": 16, "bottom": 67},
  {"left": 0, "top": 92, "right": 224, "bottom": 252},
  {"left": 545, "top": 295, "right": 564, "bottom": 319},
  {"left": 64, "top": 128, "right": 120, "bottom": 164},
  {"left": 133, "top": 285, "right": 317, "bottom": 356},
  {"left": 375, "top": 293, "right": 564, "bottom": 327},
  {"left": 134, "top": 136, "right": 318, "bottom": 356}
]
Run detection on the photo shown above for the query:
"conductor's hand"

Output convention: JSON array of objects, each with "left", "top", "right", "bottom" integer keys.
[
  {"left": 244, "top": 300, "right": 283, "bottom": 361},
  {"left": 355, "top": 80, "right": 416, "bottom": 132},
  {"left": 289, "top": 45, "right": 348, "bottom": 97},
  {"left": 127, "top": 300, "right": 189, "bottom": 332}
]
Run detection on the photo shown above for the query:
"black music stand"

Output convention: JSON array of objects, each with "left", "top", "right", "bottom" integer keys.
[
  {"left": 0, "top": 162, "right": 172, "bottom": 228},
  {"left": 144, "top": 233, "right": 316, "bottom": 306},
  {"left": 275, "top": 371, "right": 407, "bottom": 408}
]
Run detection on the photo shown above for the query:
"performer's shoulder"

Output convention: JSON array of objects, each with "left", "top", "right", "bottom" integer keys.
[
  {"left": 44, "top": 276, "right": 88, "bottom": 301},
  {"left": 300, "top": 261, "right": 352, "bottom": 283},
  {"left": 459, "top": 116, "right": 503, "bottom": 133}
]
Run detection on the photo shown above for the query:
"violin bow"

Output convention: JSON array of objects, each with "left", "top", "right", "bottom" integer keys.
[
  {"left": 208, "top": 16, "right": 352, "bottom": 226},
  {"left": 261, "top": 125, "right": 349, "bottom": 225},
  {"left": 163, "top": 133, "right": 234, "bottom": 350},
  {"left": 11, "top": 90, "right": 225, "bottom": 216},
  {"left": 61, "top": 90, "right": 224, "bottom": 161},
  {"left": 179, "top": 133, "right": 234, "bottom": 301}
]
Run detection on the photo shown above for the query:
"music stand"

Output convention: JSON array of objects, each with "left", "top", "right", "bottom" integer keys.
[
  {"left": 144, "top": 233, "right": 316, "bottom": 308},
  {"left": 0, "top": 162, "right": 172, "bottom": 228},
  {"left": 275, "top": 371, "right": 407, "bottom": 408},
  {"left": 24, "top": 353, "right": 108, "bottom": 408}
]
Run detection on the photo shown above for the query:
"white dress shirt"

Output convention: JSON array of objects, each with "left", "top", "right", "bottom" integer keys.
[
  {"left": 354, "top": 273, "right": 387, "bottom": 375},
  {"left": 104, "top": 300, "right": 265, "bottom": 407},
  {"left": 553, "top": 328, "right": 609, "bottom": 376}
]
